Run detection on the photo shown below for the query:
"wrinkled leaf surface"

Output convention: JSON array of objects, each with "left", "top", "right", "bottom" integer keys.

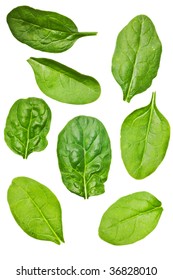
[
  {"left": 4, "top": 97, "right": 51, "bottom": 159},
  {"left": 57, "top": 116, "right": 111, "bottom": 198}
]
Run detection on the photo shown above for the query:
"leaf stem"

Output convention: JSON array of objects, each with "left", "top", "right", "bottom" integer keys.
[
  {"left": 79, "top": 31, "right": 97, "bottom": 37},
  {"left": 151, "top": 91, "right": 156, "bottom": 105}
]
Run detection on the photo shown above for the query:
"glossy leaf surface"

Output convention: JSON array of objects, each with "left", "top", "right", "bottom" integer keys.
[
  {"left": 112, "top": 15, "right": 162, "bottom": 102},
  {"left": 7, "top": 6, "right": 97, "bottom": 53},
  {"left": 121, "top": 92, "right": 170, "bottom": 179},
  {"left": 99, "top": 191, "right": 163, "bottom": 245},
  {"left": 4, "top": 97, "right": 51, "bottom": 159},
  {"left": 8, "top": 177, "right": 64, "bottom": 245},
  {"left": 57, "top": 116, "right": 111, "bottom": 198},
  {"left": 28, "top": 57, "right": 101, "bottom": 104}
]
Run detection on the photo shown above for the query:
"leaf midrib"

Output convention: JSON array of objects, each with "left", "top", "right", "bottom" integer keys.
[
  {"left": 80, "top": 125, "right": 88, "bottom": 199},
  {"left": 106, "top": 205, "right": 162, "bottom": 229},
  {"left": 125, "top": 20, "right": 143, "bottom": 101},
  {"left": 75, "top": 124, "right": 101, "bottom": 199},
  {"left": 135, "top": 95, "right": 155, "bottom": 172},
  {"left": 24, "top": 108, "right": 33, "bottom": 159},
  {"left": 10, "top": 16, "right": 75, "bottom": 34}
]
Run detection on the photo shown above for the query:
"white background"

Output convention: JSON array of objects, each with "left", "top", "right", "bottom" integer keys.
[{"left": 0, "top": 0, "right": 173, "bottom": 279}]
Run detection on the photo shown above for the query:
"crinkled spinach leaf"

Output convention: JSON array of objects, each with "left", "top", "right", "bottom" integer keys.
[
  {"left": 57, "top": 116, "right": 111, "bottom": 199},
  {"left": 112, "top": 15, "right": 162, "bottom": 102},
  {"left": 28, "top": 57, "right": 101, "bottom": 105},
  {"left": 99, "top": 191, "right": 163, "bottom": 245},
  {"left": 7, "top": 6, "right": 97, "bottom": 53},
  {"left": 4, "top": 97, "right": 51, "bottom": 159},
  {"left": 7, "top": 177, "right": 64, "bottom": 245},
  {"left": 121, "top": 92, "right": 170, "bottom": 179}
]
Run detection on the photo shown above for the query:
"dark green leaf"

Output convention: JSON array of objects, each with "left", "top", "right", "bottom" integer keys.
[
  {"left": 4, "top": 97, "right": 51, "bottom": 159},
  {"left": 57, "top": 116, "right": 112, "bottom": 198},
  {"left": 28, "top": 57, "right": 101, "bottom": 105},
  {"left": 7, "top": 177, "right": 64, "bottom": 245},
  {"left": 7, "top": 6, "right": 97, "bottom": 53},
  {"left": 99, "top": 191, "right": 163, "bottom": 245},
  {"left": 112, "top": 15, "right": 162, "bottom": 102},
  {"left": 121, "top": 92, "right": 170, "bottom": 179}
]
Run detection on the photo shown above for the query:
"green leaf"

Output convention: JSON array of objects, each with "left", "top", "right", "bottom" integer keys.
[
  {"left": 121, "top": 92, "right": 170, "bottom": 179},
  {"left": 4, "top": 97, "right": 51, "bottom": 159},
  {"left": 112, "top": 15, "right": 162, "bottom": 102},
  {"left": 57, "top": 116, "right": 112, "bottom": 199},
  {"left": 28, "top": 57, "right": 101, "bottom": 105},
  {"left": 99, "top": 191, "right": 163, "bottom": 245},
  {"left": 7, "top": 177, "right": 64, "bottom": 245},
  {"left": 7, "top": 6, "right": 97, "bottom": 53}
]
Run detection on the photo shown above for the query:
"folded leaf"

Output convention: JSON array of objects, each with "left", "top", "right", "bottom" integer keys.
[
  {"left": 112, "top": 15, "right": 162, "bottom": 102},
  {"left": 99, "top": 191, "right": 163, "bottom": 245},
  {"left": 7, "top": 177, "right": 64, "bottom": 245},
  {"left": 28, "top": 57, "right": 101, "bottom": 105},
  {"left": 4, "top": 97, "right": 51, "bottom": 159},
  {"left": 7, "top": 6, "right": 97, "bottom": 53},
  {"left": 57, "top": 116, "right": 112, "bottom": 198},
  {"left": 121, "top": 92, "right": 170, "bottom": 179}
]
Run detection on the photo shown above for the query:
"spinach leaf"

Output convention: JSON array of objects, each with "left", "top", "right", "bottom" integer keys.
[
  {"left": 4, "top": 97, "right": 51, "bottom": 159},
  {"left": 57, "top": 116, "right": 111, "bottom": 199},
  {"left": 7, "top": 6, "right": 97, "bottom": 53},
  {"left": 112, "top": 15, "right": 162, "bottom": 102},
  {"left": 28, "top": 57, "right": 101, "bottom": 105},
  {"left": 121, "top": 92, "right": 170, "bottom": 179},
  {"left": 99, "top": 191, "right": 163, "bottom": 245},
  {"left": 7, "top": 177, "right": 64, "bottom": 245}
]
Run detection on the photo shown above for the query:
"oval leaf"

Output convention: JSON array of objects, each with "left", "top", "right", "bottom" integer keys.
[
  {"left": 121, "top": 92, "right": 170, "bottom": 179},
  {"left": 57, "top": 116, "right": 112, "bottom": 198},
  {"left": 4, "top": 97, "right": 51, "bottom": 159},
  {"left": 28, "top": 57, "right": 101, "bottom": 105},
  {"left": 112, "top": 15, "right": 162, "bottom": 102},
  {"left": 7, "top": 6, "right": 97, "bottom": 53},
  {"left": 7, "top": 177, "right": 64, "bottom": 245},
  {"left": 99, "top": 191, "right": 163, "bottom": 245}
]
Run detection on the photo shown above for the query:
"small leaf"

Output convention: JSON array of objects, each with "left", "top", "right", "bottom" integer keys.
[
  {"left": 7, "top": 6, "right": 97, "bottom": 53},
  {"left": 4, "top": 97, "right": 51, "bottom": 159},
  {"left": 57, "top": 116, "right": 112, "bottom": 198},
  {"left": 28, "top": 57, "right": 101, "bottom": 105},
  {"left": 112, "top": 15, "right": 162, "bottom": 102},
  {"left": 99, "top": 191, "right": 163, "bottom": 245},
  {"left": 120, "top": 92, "right": 170, "bottom": 179},
  {"left": 7, "top": 177, "right": 64, "bottom": 245}
]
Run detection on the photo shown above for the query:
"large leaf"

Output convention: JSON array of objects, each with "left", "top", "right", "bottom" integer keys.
[
  {"left": 121, "top": 92, "right": 170, "bottom": 179},
  {"left": 28, "top": 57, "right": 101, "bottom": 105},
  {"left": 112, "top": 15, "right": 162, "bottom": 102},
  {"left": 57, "top": 116, "right": 112, "bottom": 199},
  {"left": 4, "top": 97, "right": 51, "bottom": 159},
  {"left": 7, "top": 6, "right": 97, "bottom": 53},
  {"left": 7, "top": 177, "right": 64, "bottom": 245},
  {"left": 99, "top": 191, "right": 163, "bottom": 245}
]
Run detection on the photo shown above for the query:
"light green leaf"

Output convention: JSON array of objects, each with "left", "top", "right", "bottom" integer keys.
[
  {"left": 4, "top": 97, "right": 51, "bottom": 159},
  {"left": 57, "top": 116, "right": 112, "bottom": 198},
  {"left": 112, "top": 15, "right": 162, "bottom": 102},
  {"left": 28, "top": 57, "right": 101, "bottom": 105},
  {"left": 99, "top": 191, "right": 163, "bottom": 245},
  {"left": 7, "top": 6, "right": 97, "bottom": 53},
  {"left": 8, "top": 177, "right": 64, "bottom": 245},
  {"left": 121, "top": 92, "right": 170, "bottom": 179}
]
